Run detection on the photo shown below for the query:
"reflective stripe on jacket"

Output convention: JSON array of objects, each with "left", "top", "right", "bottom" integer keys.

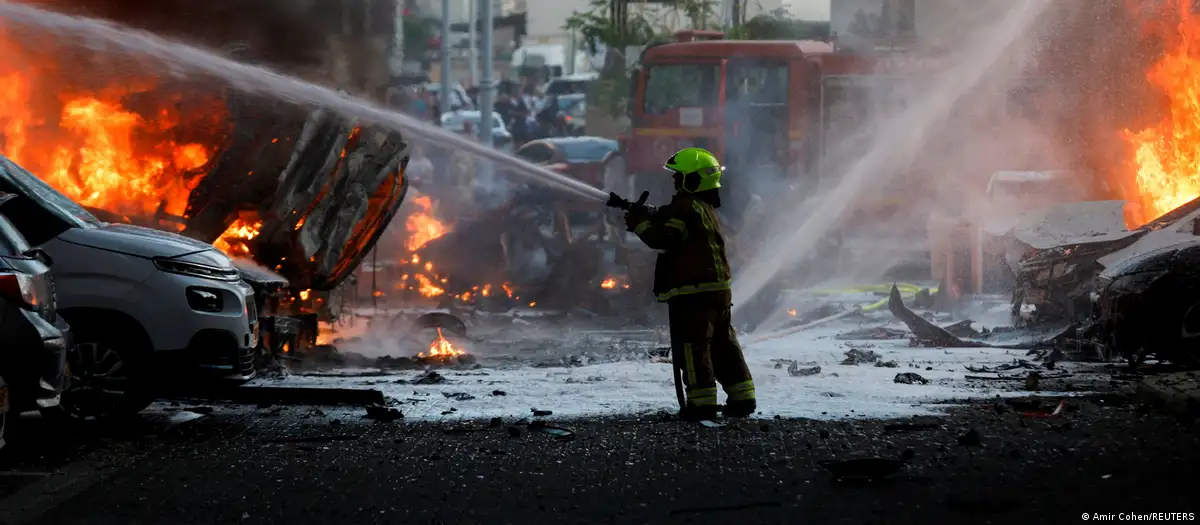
[{"left": 632, "top": 193, "right": 732, "bottom": 303}]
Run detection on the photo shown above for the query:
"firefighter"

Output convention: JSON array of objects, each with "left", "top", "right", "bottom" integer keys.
[{"left": 623, "top": 148, "right": 757, "bottom": 421}]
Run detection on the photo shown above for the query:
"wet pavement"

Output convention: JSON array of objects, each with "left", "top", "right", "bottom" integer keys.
[{"left": 0, "top": 387, "right": 1196, "bottom": 525}]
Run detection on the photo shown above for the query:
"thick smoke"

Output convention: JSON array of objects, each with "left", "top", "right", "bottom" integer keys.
[
  {"left": 36, "top": 0, "right": 395, "bottom": 93},
  {"left": 733, "top": 0, "right": 1167, "bottom": 329}
]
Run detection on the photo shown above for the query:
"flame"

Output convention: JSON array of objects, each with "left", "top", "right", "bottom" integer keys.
[
  {"left": 406, "top": 194, "right": 447, "bottom": 251},
  {"left": 0, "top": 28, "right": 224, "bottom": 219},
  {"left": 414, "top": 274, "right": 444, "bottom": 297},
  {"left": 299, "top": 289, "right": 311, "bottom": 301},
  {"left": 419, "top": 328, "right": 466, "bottom": 359},
  {"left": 1124, "top": 0, "right": 1200, "bottom": 225},
  {"left": 787, "top": 308, "right": 797, "bottom": 317},
  {"left": 212, "top": 218, "right": 262, "bottom": 255},
  {"left": 600, "top": 278, "right": 616, "bottom": 289}
]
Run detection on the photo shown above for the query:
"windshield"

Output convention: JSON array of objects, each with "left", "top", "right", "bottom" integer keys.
[
  {"left": 642, "top": 63, "right": 719, "bottom": 114},
  {"left": 0, "top": 157, "right": 100, "bottom": 228},
  {"left": 557, "top": 140, "right": 617, "bottom": 163},
  {"left": 557, "top": 96, "right": 584, "bottom": 111}
]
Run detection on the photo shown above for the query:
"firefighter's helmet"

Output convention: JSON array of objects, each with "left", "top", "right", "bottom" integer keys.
[{"left": 664, "top": 148, "right": 723, "bottom": 193}]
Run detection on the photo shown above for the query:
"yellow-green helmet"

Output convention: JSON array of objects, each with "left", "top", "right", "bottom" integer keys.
[{"left": 664, "top": 147, "right": 723, "bottom": 193}]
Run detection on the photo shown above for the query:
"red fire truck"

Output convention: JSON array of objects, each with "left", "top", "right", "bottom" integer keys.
[{"left": 616, "top": 31, "right": 908, "bottom": 226}]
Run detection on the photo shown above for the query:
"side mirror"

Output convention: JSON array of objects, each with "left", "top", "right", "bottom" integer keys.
[{"left": 24, "top": 248, "right": 52, "bottom": 267}]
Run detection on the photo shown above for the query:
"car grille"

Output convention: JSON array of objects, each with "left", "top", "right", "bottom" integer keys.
[{"left": 244, "top": 291, "right": 259, "bottom": 349}]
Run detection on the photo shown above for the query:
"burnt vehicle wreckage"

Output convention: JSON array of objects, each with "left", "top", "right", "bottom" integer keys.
[
  {"left": 82, "top": 94, "right": 413, "bottom": 361},
  {"left": 894, "top": 197, "right": 1200, "bottom": 368}
]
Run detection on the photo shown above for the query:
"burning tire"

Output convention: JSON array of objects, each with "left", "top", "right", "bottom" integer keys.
[{"left": 50, "top": 333, "right": 153, "bottom": 422}]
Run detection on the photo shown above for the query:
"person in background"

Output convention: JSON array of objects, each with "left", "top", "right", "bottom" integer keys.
[
  {"left": 537, "top": 94, "right": 562, "bottom": 137},
  {"left": 522, "top": 86, "right": 543, "bottom": 139},
  {"left": 508, "top": 89, "right": 532, "bottom": 146}
]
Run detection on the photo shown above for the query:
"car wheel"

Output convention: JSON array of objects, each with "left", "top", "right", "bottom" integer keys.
[{"left": 51, "top": 339, "right": 153, "bottom": 421}]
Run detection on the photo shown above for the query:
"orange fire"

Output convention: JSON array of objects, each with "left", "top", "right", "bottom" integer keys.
[
  {"left": 1124, "top": 0, "right": 1200, "bottom": 225},
  {"left": 406, "top": 193, "right": 447, "bottom": 251},
  {"left": 419, "top": 328, "right": 466, "bottom": 359},
  {"left": 212, "top": 218, "right": 262, "bottom": 255},
  {"left": 0, "top": 27, "right": 224, "bottom": 219},
  {"left": 600, "top": 278, "right": 616, "bottom": 289}
]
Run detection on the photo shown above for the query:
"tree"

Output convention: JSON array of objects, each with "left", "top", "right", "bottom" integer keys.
[
  {"left": 563, "top": 0, "right": 720, "bottom": 118},
  {"left": 728, "top": 8, "right": 831, "bottom": 41}
]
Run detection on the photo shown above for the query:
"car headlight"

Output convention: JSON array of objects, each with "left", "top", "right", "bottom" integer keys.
[{"left": 154, "top": 258, "right": 241, "bottom": 281}]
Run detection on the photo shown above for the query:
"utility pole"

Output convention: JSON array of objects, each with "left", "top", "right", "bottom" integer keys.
[
  {"left": 479, "top": 0, "right": 495, "bottom": 181},
  {"left": 439, "top": 0, "right": 453, "bottom": 116},
  {"left": 468, "top": 0, "right": 478, "bottom": 87}
]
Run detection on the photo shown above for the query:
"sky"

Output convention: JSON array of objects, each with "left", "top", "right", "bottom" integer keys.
[{"left": 786, "top": 0, "right": 832, "bottom": 20}]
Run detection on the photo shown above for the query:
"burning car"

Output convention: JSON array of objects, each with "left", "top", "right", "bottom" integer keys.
[{"left": 0, "top": 155, "right": 258, "bottom": 419}]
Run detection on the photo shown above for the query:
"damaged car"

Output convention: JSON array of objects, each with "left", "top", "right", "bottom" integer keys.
[
  {"left": 1092, "top": 241, "right": 1200, "bottom": 366},
  {"left": 1009, "top": 195, "right": 1200, "bottom": 366},
  {"left": 0, "top": 191, "right": 68, "bottom": 438},
  {"left": 0, "top": 156, "right": 258, "bottom": 420}
]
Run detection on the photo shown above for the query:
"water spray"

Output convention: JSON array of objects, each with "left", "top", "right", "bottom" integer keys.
[{"left": 0, "top": 1, "right": 610, "bottom": 204}]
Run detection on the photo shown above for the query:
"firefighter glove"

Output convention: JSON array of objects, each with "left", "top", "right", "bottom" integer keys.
[{"left": 624, "top": 209, "right": 649, "bottom": 232}]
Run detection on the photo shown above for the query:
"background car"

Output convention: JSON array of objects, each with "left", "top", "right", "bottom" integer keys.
[
  {"left": 513, "top": 137, "right": 620, "bottom": 189},
  {"left": 556, "top": 94, "right": 587, "bottom": 136},
  {"left": 0, "top": 191, "right": 68, "bottom": 431},
  {"left": 440, "top": 110, "right": 514, "bottom": 153},
  {"left": 544, "top": 72, "right": 598, "bottom": 97}
]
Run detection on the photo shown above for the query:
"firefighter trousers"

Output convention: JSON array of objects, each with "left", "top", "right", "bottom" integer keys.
[{"left": 667, "top": 290, "right": 755, "bottom": 408}]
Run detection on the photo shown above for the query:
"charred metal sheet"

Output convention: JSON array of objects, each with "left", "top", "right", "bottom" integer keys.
[
  {"left": 888, "top": 285, "right": 1070, "bottom": 350},
  {"left": 180, "top": 96, "right": 409, "bottom": 292},
  {"left": 886, "top": 285, "right": 983, "bottom": 348}
]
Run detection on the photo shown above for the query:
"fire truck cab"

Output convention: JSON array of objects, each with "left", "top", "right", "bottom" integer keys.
[{"left": 619, "top": 32, "right": 881, "bottom": 227}]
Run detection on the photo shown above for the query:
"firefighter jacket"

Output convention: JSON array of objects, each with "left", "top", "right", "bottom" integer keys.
[{"left": 631, "top": 193, "right": 732, "bottom": 302}]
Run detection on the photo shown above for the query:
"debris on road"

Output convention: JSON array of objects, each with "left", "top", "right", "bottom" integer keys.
[
  {"left": 840, "top": 348, "right": 881, "bottom": 365},
  {"left": 364, "top": 405, "right": 404, "bottom": 421},
  {"left": 412, "top": 371, "right": 447, "bottom": 385},
  {"left": 788, "top": 363, "right": 822, "bottom": 377},
  {"left": 894, "top": 373, "right": 929, "bottom": 385},
  {"left": 442, "top": 392, "right": 476, "bottom": 401},
  {"left": 529, "top": 421, "right": 575, "bottom": 441},
  {"left": 531, "top": 409, "right": 553, "bottom": 417}
]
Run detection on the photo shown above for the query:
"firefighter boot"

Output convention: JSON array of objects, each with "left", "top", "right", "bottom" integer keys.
[
  {"left": 722, "top": 399, "right": 757, "bottom": 418},
  {"left": 721, "top": 379, "right": 757, "bottom": 418}
]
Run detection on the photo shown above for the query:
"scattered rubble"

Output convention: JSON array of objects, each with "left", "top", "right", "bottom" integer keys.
[
  {"left": 840, "top": 348, "right": 881, "bottom": 365},
  {"left": 412, "top": 371, "right": 447, "bottom": 385},
  {"left": 788, "top": 363, "right": 822, "bottom": 377},
  {"left": 364, "top": 405, "right": 403, "bottom": 421},
  {"left": 894, "top": 373, "right": 929, "bottom": 385},
  {"left": 442, "top": 392, "right": 476, "bottom": 401}
]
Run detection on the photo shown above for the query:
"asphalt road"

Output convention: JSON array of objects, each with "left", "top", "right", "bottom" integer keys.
[{"left": 0, "top": 391, "right": 1196, "bottom": 525}]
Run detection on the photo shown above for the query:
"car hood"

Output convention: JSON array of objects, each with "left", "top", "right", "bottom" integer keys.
[{"left": 58, "top": 223, "right": 221, "bottom": 259}]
